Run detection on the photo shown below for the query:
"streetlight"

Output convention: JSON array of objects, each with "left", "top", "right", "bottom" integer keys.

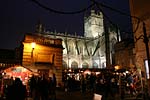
[
  {"left": 31, "top": 42, "right": 36, "bottom": 64},
  {"left": 31, "top": 42, "right": 36, "bottom": 50}
]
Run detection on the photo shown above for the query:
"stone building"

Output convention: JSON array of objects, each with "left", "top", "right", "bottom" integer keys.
[
  {"left": 35, "top": 10, "right": 121, "bottom": 70},
  {"left": 129, "top": 0, "right": 150, "bottom": 78},
  {"left": 22, "top": 33, "right": 63, "bottom": 85},
  {"left": 114, "top": 39, "right": 135, "bottom": 69},
  {"left": 129, "top": 0, "right": 150, "bottom": 96}
]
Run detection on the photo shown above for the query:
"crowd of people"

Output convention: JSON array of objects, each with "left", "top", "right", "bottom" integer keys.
[
  {"left": 5, "top": 77, "right": 27, "bottom": 100},
  {"left": 2, "top": 73, "right": 57, "bottom": 100},
  {"left": 63, "top": 71, "right": 120, "bottom": 99},
  {"left": 63, "top": 68, "right": 144, "bottom": 100},
  {"left": 28, "top": 73, "right": 57, "bottom": 100},
  {"left": 80, "top": 72, "right": 120, "bottom": 100},
  {"left": 0, "top": 67, "right": 145, "bottom": 100}
]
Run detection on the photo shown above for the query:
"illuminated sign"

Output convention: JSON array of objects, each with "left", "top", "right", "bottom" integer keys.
[
  {"left": 24, "top": 34, "right": 62, "bottom": 46},
  {"left": 34, "top": 38, "right": 55, "bottom": 45}
]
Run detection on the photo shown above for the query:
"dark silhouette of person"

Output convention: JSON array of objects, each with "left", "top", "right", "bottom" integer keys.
[
  {"left": 40, "top": 75, "right": 49, "bottom": 100},
  {"left": 51, "top": 73, "right": 57, "bottom": 100},
  {"left": 48, "top": 77, "right": 53, "bottom": 99},
  {"left": 103, "top": 72, "right": 114, "bottom": 100},
  {"left": 81, "top": 74, "right": 86, "bottom": 94},
  {"left": 34, "top": 76, "right": 42, "bottom": 100},
  {"left": 28, "top": 74, "right": 37, "bottom": 97},
  {"left": 6, "top": 78, "right": 27, "bottom": 100},
  {"left": 89, "top": 73, "right": 96, "bottom": 92},
  {"left": 52, "top": 73, "right": 57, "bottom": 88}
]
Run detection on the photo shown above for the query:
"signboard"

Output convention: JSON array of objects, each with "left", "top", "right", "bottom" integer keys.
[
  {"left": 36, "top": 54, "right": 54, "bottom": 63},
  {"left": 93, "top": 93, "right": 102, "bottom": 100}
]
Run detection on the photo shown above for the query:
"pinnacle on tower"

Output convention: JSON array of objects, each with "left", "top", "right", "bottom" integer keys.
[{"left": 35, "top": 20, "right": 45, "bottom": 33}]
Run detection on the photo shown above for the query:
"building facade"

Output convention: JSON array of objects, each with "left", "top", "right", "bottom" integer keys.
[
  {"left": 129, "top": 0, "right": 150, "bottom": 96},
  {"left": 129, "top": 0, "right": 150, "bottom": 77},
  {"left": 22, "top": 33, "right": 63, "bottom": 85},
  {"left": 114, "top": 39, "right": 135, "bottom": 69},
  {"left": 36, "top": 10, "right": 120, "bottom": 70}
]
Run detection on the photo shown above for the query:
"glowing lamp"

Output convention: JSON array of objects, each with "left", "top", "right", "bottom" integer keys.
[
  {"left": 31, "top": 42, "right": 36, "bottom": 49},
  {"left": 114, "top": 65, "right": 120, "bottom": 70}
]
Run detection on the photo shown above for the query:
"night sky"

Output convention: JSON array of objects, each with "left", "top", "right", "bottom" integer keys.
[{"left": 0, "top": 0, "right": 131, "bottom": 49}]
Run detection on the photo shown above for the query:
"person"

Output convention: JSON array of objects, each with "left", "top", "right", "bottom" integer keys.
[
  {"left": 80, "top": 74, "right": 86, "bottom": 94},
  {"left": 126, "top": 73, "right": 136, "bottom": 95},
  {"left": 51, "top": 73, "right": 57, "bottom": 100},
  {"left": 34, "top": 76, "right": 42, "bottom": 100},
  {"left": 89, "top": 73, "right": 96, "bottom": 92},
  {"left": 64, "top": 75, "right": 69, "bottom": 92},
  {"left": 40, "top": 74, "right": 49, "bottom": 100},
  {"left": 48, "top": 77, "right": 53, "bottom": 99},
  {"left": 6, "top": 78, "right": 27, "bottom": 100},
  {"left": 28, "top": 75, "right": 37, "bottom": 98},
  {"left": 98, "top": 74, "right": 106, "bottom": 95},
  {"left": 52, "top": 74, "right": 57, "bottom": 89},
  {"left": 103, "top": 72, "right": 114, "bottom": 100}
]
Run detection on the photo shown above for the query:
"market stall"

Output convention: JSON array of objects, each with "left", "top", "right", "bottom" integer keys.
[{"left": 3, "top": 65, "right": 32, "bottom": 85}]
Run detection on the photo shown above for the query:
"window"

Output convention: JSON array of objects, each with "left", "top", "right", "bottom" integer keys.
[{"left": 90, "top": 48, "right": 92, "bottom": 54}]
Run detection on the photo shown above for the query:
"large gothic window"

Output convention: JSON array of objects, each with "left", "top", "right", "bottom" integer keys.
[
  {"left": 111, "top": 38, "right": 117, "bottom": 54},
  {"left": 71, "top": 61, "right": 78, "bottom": 69},
  {"left": 79, "top": 46, "right": 83, "bottom": 54},
  {"left": 68, "top": 40, "right": 75, "bottom": 55},
  {"left": 82, "top": 62, "right": 89, "bottom": 68}
]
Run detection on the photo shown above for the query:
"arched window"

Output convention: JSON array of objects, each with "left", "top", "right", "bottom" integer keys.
[
  {"left": 71, "top": 61, "right": 78, "bottom": 69},
  {"left": 93, "top": 62, "right": 98, "bottom": 68},
  {"left": 111, "top": 38, "right": 117, "bottom": 53},
  {"left": 82, "top": 62, "right": 89, "bottom": 68}
]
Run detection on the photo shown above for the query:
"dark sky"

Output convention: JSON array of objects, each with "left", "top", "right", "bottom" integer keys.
[{"left": 0, "top": 0, "right": 131, "bottom": 49}]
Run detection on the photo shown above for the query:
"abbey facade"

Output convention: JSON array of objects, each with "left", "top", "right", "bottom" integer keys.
[{"left": 37, "top": 10, "right": 121, "bottom": 70}]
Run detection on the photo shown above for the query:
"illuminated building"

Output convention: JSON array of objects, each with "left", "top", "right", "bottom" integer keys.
[
  {"left": 22, "top": 33, "right": 63, "bottom": 85},
  {"left": 35, "top": 10, "right": 121, "bottom": 71},
  {"left": 0, "top": 10, "right": 122, "bottom": 85}
]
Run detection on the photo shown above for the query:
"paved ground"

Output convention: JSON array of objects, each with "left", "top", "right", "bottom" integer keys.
[
  {"left": 55, "top": 89, "right": 148, "bottom": 100},
  {"left": 26, "top": 89, "right": 96, "bottom": 100},
  {"left": 1, "top": 88, "right": 149, "bottom": 100},
  {"left": 56, "top": 90, "right": 94, "bottom": 100}
]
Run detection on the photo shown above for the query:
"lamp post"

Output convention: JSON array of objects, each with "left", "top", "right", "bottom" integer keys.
[{"left": 31, "top": 42, "right": 36, "bottom": 65}]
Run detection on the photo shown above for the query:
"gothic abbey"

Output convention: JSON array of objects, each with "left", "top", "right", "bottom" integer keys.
[{"left": 35, "top": 10, "right": 121, "bottom": 70}]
